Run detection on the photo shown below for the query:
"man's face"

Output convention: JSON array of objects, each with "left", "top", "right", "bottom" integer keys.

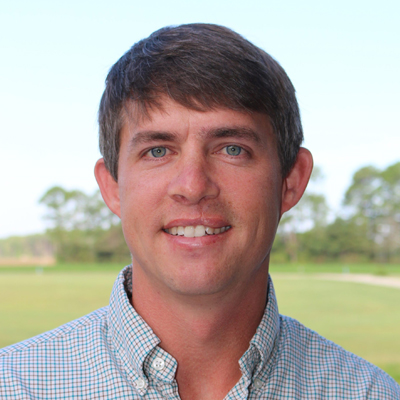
[{"left": 107, "top": 98, "right": 285, "bottom": 297}]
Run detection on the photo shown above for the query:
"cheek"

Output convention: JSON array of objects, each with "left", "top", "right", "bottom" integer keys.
[
  {"left": 118, "top": 171, "right": 168, "bottom": 232},
  {"left": 221, "top": 167, "right": 282, "bottom": 219}
]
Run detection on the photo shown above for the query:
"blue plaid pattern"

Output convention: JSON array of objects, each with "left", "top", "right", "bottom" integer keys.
[{"left": 1, "top": 265, "right": 399, "bottom": 399}]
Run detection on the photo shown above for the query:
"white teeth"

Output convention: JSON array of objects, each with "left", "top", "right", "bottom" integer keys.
[
  {"left": 194, "top": 225, "right": 206, "bottom": 237},
  {"left": 184, "top": 226, "right": 195, "bottom": 237},
  {"left": 165, "top": 225, "right": 231, "bottom": 237},
  {"left": 205, "top": 226, "right": 214, "bottom": 235}
]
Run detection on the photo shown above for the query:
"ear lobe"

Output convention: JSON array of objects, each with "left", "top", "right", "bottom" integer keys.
[
  {"left": 94, "top": 158, "right": 121, "bottom": 218},
  {"left": 280, "top": 148, "right": 313, "bottom": 215}
]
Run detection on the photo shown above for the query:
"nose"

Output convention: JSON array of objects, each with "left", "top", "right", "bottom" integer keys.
[{"left": 167, "top": 154, "right": 220, "bottom": 205}]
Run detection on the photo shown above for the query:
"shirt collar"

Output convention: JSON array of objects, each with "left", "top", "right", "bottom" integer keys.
[
  {"left": 246, "top": 276, "right": 281, "bottom": 379},
  {"left": 107, "top": 265, "right": 161, "bottom": 383},
  {"left": 107, "top": 266, "right": 280, "bottom": 388}
]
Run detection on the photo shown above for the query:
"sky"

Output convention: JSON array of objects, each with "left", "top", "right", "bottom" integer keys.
[{"left": 0, "top": 0, "right": 399, "bottom": 238}]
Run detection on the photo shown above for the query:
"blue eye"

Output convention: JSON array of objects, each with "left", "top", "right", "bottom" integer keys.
[
  {"left": 150, "top": 147, "right": 167, "bottom": 157},
  {"left": 226, "top": 145, "right": 242, "bottom": 156}
]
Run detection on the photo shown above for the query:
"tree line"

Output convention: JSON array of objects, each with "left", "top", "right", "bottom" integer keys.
[
  {"left": 38, "top": 187, "right": 129, "bottom": 262},
  {"left": 34, "top": 161, "right": 400, "bottom": 263},
  {"left": 274, "top": 162, "right": 400, "bottom": 263}
]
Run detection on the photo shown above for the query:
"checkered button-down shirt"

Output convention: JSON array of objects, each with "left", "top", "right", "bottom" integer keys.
[{"left": 1, "top": 266, "right": 399, "bottom": 399}]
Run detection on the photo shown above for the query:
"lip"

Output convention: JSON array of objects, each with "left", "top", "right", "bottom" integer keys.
[{"left": 163, "top": 218, "right": 230, "bottom": 230}]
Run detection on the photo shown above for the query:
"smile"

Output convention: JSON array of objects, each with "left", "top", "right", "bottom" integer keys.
[{"left": 164, "top": 225, "right": 231, "bottom": 237}]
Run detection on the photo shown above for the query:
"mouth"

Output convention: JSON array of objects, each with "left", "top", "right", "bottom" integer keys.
[{"left": 163, "top": 225, "right": 232, "bottom": 238}]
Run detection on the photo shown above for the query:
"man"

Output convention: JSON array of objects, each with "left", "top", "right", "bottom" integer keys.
[{"left": 1, "top": 24, "right": 399, "bottom": 400}]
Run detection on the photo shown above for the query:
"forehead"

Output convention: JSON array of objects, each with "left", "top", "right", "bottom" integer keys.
[{"left": 121, "top": 97, "right": 275, "bottom": 146}]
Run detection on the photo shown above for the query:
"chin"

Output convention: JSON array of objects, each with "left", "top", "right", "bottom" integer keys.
[
  {"left": 169, "top": 282, "right": 230, "bottom": 297},
  {"left": 164, "top": 266, "right": 237, "bottom": 297}
]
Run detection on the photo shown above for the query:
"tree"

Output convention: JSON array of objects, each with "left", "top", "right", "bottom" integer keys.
[
  {"left": 299, "top": 217, "right": 370, "bottom": 262},
  {"left": 275, "top": 166, "right": 329, "bottom": 262},
  {"left": 39, "top": 186, "right": 119, "bottom": 231},
  {"left": 39, "top": 186, "right": 126, "bottom": 262},
  {"left": 344, "top": 162, "right": 400, "bottom": 262}
]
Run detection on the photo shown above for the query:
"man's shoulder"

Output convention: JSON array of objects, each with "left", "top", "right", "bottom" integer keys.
[
  {"left": 0, "top": 306, "right": 108, "bottom": 359},
  {"left": 274, "top": 314, "right": 400, "bottom": 399},
  {"left": 278, "top": 314, "right": 381, "bottom": 372}
]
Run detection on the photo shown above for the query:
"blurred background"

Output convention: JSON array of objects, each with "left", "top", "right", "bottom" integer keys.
[{"left": 0, "top": 0, "right": 399, "bottom": 383}]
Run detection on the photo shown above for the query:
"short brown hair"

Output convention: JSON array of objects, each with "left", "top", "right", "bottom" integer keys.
[{"left": 98, "top": 23, "right": 303, "bottom": 180}]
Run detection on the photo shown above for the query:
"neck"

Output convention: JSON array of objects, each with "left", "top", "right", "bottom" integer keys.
[{"left": 131, "top": 261, "right": 269, "bottom": 400}]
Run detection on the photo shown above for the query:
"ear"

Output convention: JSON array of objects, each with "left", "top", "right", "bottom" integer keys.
[
  {"left": 280, "top": 148, "right": 313, "bottom": 215},
  {"left": 94, "top": 158, "right": 121, "bottom": 218}
]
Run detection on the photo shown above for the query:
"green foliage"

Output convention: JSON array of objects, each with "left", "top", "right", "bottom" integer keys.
[
  {"left": 278, "top": 193, "right": 329, "bottom": 261},
  {"left": 0, "top": 234, "right": 53, "bottom": 258},
  {"left": 344, "top": 165, "right": 382, "bottom": 218},
  {"left": 39, "top": 187, "right": 119, "bottom": 231},
  {"left": 275, "top": 166, "right": 329, "bottom": 262},
  {"left": 344, "top": 162, "right": 400, "bottom": 262},
  {"left": 39, "top": 187, "right": 130, "bottom": 262},
  {"left": 272, "top": 161, "right": 400, "bottom": 263},
  {"left": 296, "top": 218, "right": 371, "bottom": 262}
]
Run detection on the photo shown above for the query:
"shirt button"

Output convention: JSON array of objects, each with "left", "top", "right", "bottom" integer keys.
[
  {"left": 135, "top": 377, "right": 147, "bottom": 389},
  {"left": 152, "top": 357, "right": 166, "bottom": 371},
  {"left": 253, "top": 378, "right": 263, "bottom": 389}
]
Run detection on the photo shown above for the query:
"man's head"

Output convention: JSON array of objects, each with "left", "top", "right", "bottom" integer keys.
[
  {"left": 95, "top": 23, "right": 312, "bottom": 299},
  {"left": 98, "top": 23, "right": 303, "bottom": 181}
]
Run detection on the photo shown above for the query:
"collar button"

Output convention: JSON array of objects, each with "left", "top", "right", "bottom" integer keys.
[{"left": 152, "top": 357, "right": 166, "bottom": 371}]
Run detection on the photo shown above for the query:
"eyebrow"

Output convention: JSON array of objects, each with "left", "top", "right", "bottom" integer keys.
[
  {"left": 129, "top": 126, "right": 262, "bottom": 149},
  {"left": 129, "top": 131, "right": 178, "bottom": 148},
  {"left": 201, "top": 127, "right": 262, "bottom": 143}
]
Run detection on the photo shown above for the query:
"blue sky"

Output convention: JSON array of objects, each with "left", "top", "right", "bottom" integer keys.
[{"left": 1, "top": 0, "right": 399, "bottom": 237}]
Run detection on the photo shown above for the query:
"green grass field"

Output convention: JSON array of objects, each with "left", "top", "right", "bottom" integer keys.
[{"left": 1, "top": 262, "right": 399, "bottom": 383}]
